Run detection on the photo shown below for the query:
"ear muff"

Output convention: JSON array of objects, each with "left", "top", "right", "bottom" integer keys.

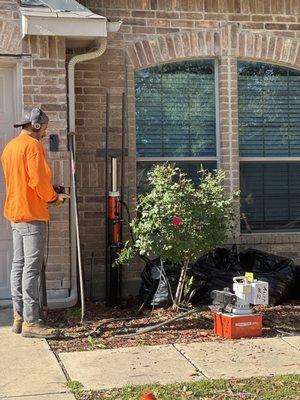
[
  {"left": 31, "top": 108, "right": 42, "bottom": 131},
  {"left": 32, "top": 122, "right": 41, "bottom": 131}
]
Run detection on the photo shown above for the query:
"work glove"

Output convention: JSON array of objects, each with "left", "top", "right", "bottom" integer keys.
[{"left": 51, "top": 193, "right": 70, "bottom": 206}]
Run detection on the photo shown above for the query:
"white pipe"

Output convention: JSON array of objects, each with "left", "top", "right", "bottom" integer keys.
[{"left": 49, "top": 38, "right": 107, "bottom": 309}]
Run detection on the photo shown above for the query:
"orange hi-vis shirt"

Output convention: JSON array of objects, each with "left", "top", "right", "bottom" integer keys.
[{"left": 1, "top": 134, "right": 58, "bottom": 222}]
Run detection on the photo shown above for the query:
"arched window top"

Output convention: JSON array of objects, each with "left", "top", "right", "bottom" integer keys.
[
  {"left": 238, "top": 61, "right": 300, "bottom": 158},
  {"left": 238, "top": 62, "right": 300, "bottom": 77}
]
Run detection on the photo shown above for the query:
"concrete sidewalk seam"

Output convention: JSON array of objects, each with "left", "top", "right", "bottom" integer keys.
[
  {"left": 172, "top": 344, "right": 210, "bottom": 380},
  {"left": 0, "top": 391, "right": 71, "bottom": 399},
  {"left": 281, "top": 336, "right": 300, "bottom": 351},
  {"left": 44, "top": 340, "right": 72, "bottom": 382}
]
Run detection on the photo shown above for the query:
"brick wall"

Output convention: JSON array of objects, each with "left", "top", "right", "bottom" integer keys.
[
  {"left": 75, "top": 0, "right": 300, "bottom": 299},
  {"left": 0, "top": 1, "right": 71, "bottom": 301}
]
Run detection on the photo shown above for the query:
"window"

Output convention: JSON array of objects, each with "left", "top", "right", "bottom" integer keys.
[
  {"left": 135, "top": 60, "right": 217, "bottom": 192},
  {"left": 239, "top": 62, "right": 300, "bottom": 232}
]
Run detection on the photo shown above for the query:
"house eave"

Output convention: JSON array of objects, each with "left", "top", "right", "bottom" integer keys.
[{"left": 20, "top": 7, "right": 108, "bottom": 47}]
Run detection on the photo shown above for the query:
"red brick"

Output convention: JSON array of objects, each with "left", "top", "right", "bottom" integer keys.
[
  {"left": 242, "top": 22, "right": 264, "bottom": 29},
  {"left": 265, "top": 23, "right": 287, "bottom": 30},
  {"left": 254, "top": 34, "right": 263, "bottom": 58},
  {"left": 246, "top": 33, "right": 254, "bottom": 57},
  {"left": 156, "top": 11, "right": 180, "bottom": 18},
  {"left": 148, "top": 39, "right": 162, "bottom": 64},
  {"left": 228, "top": 14, "right": 251, "bottom": 21},
  {"left": 204, "top": 0, "right": 219, "bottom": 13},
  {"left": 197, "top": 31, "right": 205, "bottom": 54},
  {"left": 295, "top": 45, "right": 300, "bottom": 66},
  {"left": 205, "top": 13, "right": 227, "bottom": 20},
  {"left": 148, "top": 18, "right": 171, "bottom": 27},
  {"left": 230, "top": 23, "right": 238, "bottom": 49},
  {"left": 288, "top": 24, "right": 300, "bottom": 30},
  {"left": 239, "top": 31, "right": 246, "bottom": 57},
  {"left": 156, "top": 27, "right": 180, "bottom": 34},
  {"left": 274, "top": 37, "right": 284, "bottom": 60},
  {"left": 123, "top": 18, "right": 146, "bottom": 26},
  {"left": 260, "top": 34, "right": 269, "bottom": 59},
  {"left": 171, "top": 19, "right": 195, "bottom": 28},
  {"left": 158, "top": 36, "right": 170, "bottom": 60},
  {"left": 33, "top": 59, "right": 57, "bottom": 68},
  {"left": 132, "top": 26, "right": 156, "bottom": 34},
  {"left": 252, "top": 14, "right": 273, "bottom": 22},
  {"left": 190, "top": 31, "right": 198, "bottom": 56},
  {"left": 142, "top": 40, "right": 156, "bottom": 65},
  {"left": 281, "top": 39, "right": 292, "bottom": 61},
  {"left": 165, "top": 35, "right": 176, "bottom": 59},
  {"left": 171, "top": 32, "right": 182, "bottom": 59},
  {"left": 132, "top": 10, "right": 155, "bottom": 18},
  {"left": 182, "top": 31, "right": 192, "bottom": 57},
  {"left": 214, "top": 31, "right": 221, "bottom": 55},
  {"left": 275, "top": 15, "right": 297, "bottom": 22},
  {"left": 288, "top": 41, "right": 298, "bottom": 63},
  {"left": 23, "top": 69, "right": 38, "bottom": 77},
  {"left": 267, "top": 36, "right": 276, "bottom": 59},
  {"left": 135, "top": 41, "right": 148, "bottom": 66},
  {"left": 179, "top": 12, "right": 204, "bottom": 19},
  {"left": 195, "top": 20, "right": 219, "bottom": 28}
]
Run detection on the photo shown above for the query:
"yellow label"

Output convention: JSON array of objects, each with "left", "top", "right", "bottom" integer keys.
[
  {"left": 245, "top": 272, "right": 254, "bottom": 283},
  {"left": 242, "top": 285, "right": 251, "bottom": 293}
]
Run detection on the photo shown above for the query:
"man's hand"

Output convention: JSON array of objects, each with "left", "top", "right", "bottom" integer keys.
[{"left": 51, "top": 193, "right": 70, "bottom": 206}]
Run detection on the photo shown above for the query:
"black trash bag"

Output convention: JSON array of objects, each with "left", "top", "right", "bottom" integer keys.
[
  {"left": 190, "top": 246, "right": 297, "bottom": 306},
  {"left": 238, "top": 249, "right": 296, "bottom": 304},
  {"left": 288, "top": 265, "right": 300, "bottom": 299},
  {"left": 239, "top": 249, "right": 297, "bottom": 305},
  {"left": 139, "top": 258, "right": 179, "bottom": 308},
  {"left": 190, "top": 245, "right": 244, "bottom": 304}
]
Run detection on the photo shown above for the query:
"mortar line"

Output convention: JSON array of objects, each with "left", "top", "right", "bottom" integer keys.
[
  {"left": 172, "top": 344, "right": 210, "bottom": 380},
  {"left": 280, "top": 336, "right": 300, "bottom": 351}
]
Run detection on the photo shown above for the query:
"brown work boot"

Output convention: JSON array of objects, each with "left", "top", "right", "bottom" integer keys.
[
  {"left": 21, "top": 321, "right": 58, "bottom": 339},
  {"left": 12, "top": 312, "right": 23, "bottom": 334}
]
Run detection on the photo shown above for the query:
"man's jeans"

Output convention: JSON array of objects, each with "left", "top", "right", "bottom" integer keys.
[{"left": 10, "top": 221, "right": 46, "bottom": 322}]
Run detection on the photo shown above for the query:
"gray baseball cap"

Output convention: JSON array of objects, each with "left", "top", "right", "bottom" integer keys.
[{"left": 14, "top": 108, "right": 49, "bottom": 128}]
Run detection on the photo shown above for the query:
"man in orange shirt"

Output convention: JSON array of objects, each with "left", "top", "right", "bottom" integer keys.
[{"left": 1, "top": 108, "right": 68, "bottom": 338}]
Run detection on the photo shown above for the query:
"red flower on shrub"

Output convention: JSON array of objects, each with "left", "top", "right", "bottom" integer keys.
[{"left": 172, "top": 216, "right": 183, "bottom": 226}]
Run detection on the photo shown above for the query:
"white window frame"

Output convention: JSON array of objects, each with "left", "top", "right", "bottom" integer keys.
[{"left": 238, "top": 62, "right": 300, "bottom": 233}]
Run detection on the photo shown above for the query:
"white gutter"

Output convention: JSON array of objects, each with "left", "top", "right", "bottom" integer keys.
[{"left": 49, "top": 19, "right": 122, "bottom": 308}]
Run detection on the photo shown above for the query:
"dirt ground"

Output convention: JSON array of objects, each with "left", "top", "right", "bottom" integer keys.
[{"left": 47, "top": 298, "right": 300, "bottom": 354}]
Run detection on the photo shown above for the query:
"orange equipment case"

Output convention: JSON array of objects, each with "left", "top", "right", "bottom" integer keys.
[{"left": 214, "top": 312, "right": 262, "bottom": 339}]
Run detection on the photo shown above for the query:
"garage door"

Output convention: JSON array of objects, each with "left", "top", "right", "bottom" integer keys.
[{"left": 0, "top": 67, "right": 15, "bottom": 300}]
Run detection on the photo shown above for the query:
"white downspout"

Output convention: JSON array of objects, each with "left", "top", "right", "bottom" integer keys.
[{"left": 49, "top": 38, "right": 107, "bottom": 308}]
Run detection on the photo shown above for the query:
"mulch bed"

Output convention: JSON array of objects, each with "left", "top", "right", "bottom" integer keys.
[{"left": 47, "top": 299, "right": 300, "bottom": 355}]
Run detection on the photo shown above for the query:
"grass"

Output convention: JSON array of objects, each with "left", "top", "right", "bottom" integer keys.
[
  {"left": 66, "top": 380, "right": 84, "bottom": 397},
  {"left": 74, "top": 375, "right": 300, "bottom": 400}
]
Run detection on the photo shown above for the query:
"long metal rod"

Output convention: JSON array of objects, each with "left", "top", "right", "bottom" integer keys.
[
  {"left": 121, "top": 93, "right": 126, "bottom": 207},
  {"left": 111, "top": 157, "right": 117, "bottom": 193},
  {"left": 69, "top": 133, "right": 85, "bottom": 323},
  {"left": 105, "top": 92, "right": 110, "bottom": 304}
]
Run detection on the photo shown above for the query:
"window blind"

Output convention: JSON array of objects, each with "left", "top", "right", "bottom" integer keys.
[
  {"left": 238, "top": 62, "right": 300, "bottom": 157},
  {"left": 135, "top": 60, "right": 216, "bottom": 158},
  {"left": 240, "top": 162, "right": 300, "bottom": 232}
]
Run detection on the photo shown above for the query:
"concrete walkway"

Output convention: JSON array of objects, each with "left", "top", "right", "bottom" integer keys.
[
  {"left": 0, "top": 308, "right": 75, "bottom": 400},
  {"left": 59, "top": 335, "right": 300, "bottom": 391},
  {"left": 1, "top": 306, "right": 299, "bottom": 396}
]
